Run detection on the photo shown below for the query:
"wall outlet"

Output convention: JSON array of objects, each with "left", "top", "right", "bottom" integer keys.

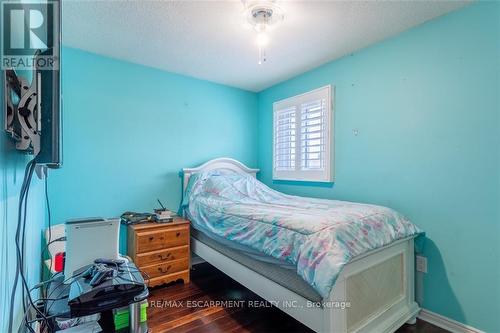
[{"left": 416, "top": 255, "right": 428, "bottom": 273}]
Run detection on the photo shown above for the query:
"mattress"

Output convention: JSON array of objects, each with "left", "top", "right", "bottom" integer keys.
[{"left": 191, "top": 227, "right": 323, "bottom": 303}]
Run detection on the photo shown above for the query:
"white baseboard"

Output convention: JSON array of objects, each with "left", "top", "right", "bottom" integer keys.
[{"left": 418, "top": 309, "right": 484, "bottom": 333}]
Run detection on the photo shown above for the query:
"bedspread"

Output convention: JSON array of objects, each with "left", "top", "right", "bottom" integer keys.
[{"left": 182, "top": 170, "right": 422, "bottom": 298}]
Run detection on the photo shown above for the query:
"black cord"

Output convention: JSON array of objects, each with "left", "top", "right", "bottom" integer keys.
[
  {"left": 20, "top": 171, "right": 28, "bottom": 314},
  {"left": 21, "top": 160, "right": 33, "bottom": 314},
  {"left": 40, "top": 236, "right": 66, "bottom": 274},
  {"left": 34, "top": 296, "right": 68, "bottom": 302},
  {"left": 18, "top": 161, "right": 49, "bottom": 331},
  {"left": 45, "top": 270, "right": 84, "bottom": 300},
  {"left": 29, "top": 272, "right": 63, "bottom": 292},
  {"left": 26, "top": 313, "right": 59, "bottom": 325},
  {"left": 8, "top": 158, "right": 35, "bottom": 333},
  {"left": 45, "top": 271, "right": 86, "bottom": 314},
  {"left": 20, "top": 306, "right": 36, "bottom": 333},
  {"left": 16, "top": 160, "right": 34, "bottom": 332},
  {"left": 45, "top": 176, "right": 52, "bottom": 281},
  {"left": 9, "top": 164, "right": 57, "bottom": 332},
  {"left": 46, "top": 236, "right": 65, "bottom": 246},
  {"left": 7, "top": 160, "right": 51, "bottom": 333},
  {"left": 22, "top": 163, "right": 38, "bottom": 333}
]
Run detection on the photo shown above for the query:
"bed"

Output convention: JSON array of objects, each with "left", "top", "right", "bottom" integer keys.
[{"left": 182, "top": 158, "right": 420, "bottom": 333}]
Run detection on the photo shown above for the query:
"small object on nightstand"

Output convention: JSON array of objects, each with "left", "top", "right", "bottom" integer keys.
[
  {"left": 155, "top": 216, "right": 174, "bottom": 223},
  {"left": 127, "top": 218, "right": 190, "bottom": 287},
  {"left": 120, "top": 211, "right": 156, "bottom": 225},
  {"left": 154, "top": 199, "right": 176, "bottom": 223},
  {"left": 154, "top": 209, "right": 175, "bottom": 223}
]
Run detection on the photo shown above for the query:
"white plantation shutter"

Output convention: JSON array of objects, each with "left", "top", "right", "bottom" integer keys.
[
  {"left": 274, "top": 106, "right": 296, "bottom": 171},
  {"left": 301, "top": 99, "right": 326, "bottom": 170},
  {"left": 273, "top": 85, "right": 333, "bottom": 182}
]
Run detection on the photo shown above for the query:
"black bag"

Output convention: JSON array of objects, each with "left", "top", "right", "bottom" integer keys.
[{"left": 120, "top": 211, "right": 155, "bottom": 225}]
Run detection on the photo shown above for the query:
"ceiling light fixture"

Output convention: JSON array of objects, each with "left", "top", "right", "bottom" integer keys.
[{"left": 242, "top": 0, "right": 284, "bottom": 65}]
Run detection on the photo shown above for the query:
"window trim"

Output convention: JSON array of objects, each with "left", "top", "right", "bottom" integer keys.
[{"left": 272, "top": 85, "right": 334, "bottom": 183}]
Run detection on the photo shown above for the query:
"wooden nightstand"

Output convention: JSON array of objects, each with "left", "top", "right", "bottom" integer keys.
[{"left": 127, "top": 218, "right": 190, "bottom": 287}]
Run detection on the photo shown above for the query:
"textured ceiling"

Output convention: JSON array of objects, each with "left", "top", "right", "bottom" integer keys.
[{"left": 62, "top": 0, "right": 471, "bottom": 92}]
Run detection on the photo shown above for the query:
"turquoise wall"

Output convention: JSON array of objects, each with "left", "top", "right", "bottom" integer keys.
[
  {"left": 0, "top": 80, "right": 46, "bottom": 331},
  {"left": 257, "top": 3, "right": 499, "bottom": 332},
  {"left": 41, "top": 2, "right": 498, "bottom": 332},
  {"left": 1, "top": 5, "right": 48, "bottom": 329},
  {"left": 49, "top": 48, "right": 258, "bottom": 252}
]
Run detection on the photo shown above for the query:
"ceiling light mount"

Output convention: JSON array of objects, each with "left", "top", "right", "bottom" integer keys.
[
  {"left": 242, "top": 0, "right": 284, "bottom": 65},
  {"left": 252, "top": 8, "right": 273, "bottom": 21}
]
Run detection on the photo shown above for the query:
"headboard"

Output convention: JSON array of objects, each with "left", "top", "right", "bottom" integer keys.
[{"left": 182, "top": 158, "right": 259, "bottom": 192}]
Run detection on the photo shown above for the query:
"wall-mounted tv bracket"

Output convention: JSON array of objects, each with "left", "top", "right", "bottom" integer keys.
[
  {"left": 4, "top": 71, "right": 21, "bottom": 140},
  {"left": 4, "top": 66, "right": 41, "bottom": 156}
]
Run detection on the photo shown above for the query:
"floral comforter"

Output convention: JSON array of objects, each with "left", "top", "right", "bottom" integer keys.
[{"left": 182, "top": 170, "right": 422, "bottom": 298}]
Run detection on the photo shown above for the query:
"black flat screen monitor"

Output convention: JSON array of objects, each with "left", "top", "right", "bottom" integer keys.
[
  {"left": 35, "top": 48, "right": 61, "bottom": 168},
  {"left": 3, "top": 0, "right": 62, "bottom": 168}
]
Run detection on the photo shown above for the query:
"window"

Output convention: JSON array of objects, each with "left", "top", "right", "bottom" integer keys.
[{"left": 273, "top": 85, "right": 333, "bottom": 182}]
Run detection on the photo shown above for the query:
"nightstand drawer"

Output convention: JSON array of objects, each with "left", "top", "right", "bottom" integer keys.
[
  {"left": 137, "top": 226, "right": 189, "bottom": 252},
  {"left": 141, "top": 258, "right": 189, "bottom": 279},
  {"left": 148, "top": 270, "right": 190, "bottom": 288},
  {"left": 135, "top": 245, "right": 189, "bottom": 267}
]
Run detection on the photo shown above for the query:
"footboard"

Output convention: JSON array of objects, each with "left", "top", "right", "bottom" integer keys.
[
  {"left": 191, "top": 235, "right": 419, "bottom": 333},
  {"left": 324, "top": 237, "right": 419, "bottom": 333}
]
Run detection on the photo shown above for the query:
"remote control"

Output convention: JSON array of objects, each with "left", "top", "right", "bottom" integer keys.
[{"left": 89, "top": 266, "right": 114, "bottom": 286}]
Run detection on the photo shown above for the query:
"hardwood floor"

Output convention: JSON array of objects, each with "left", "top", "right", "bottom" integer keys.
[{"left": 147, "top": 263, "right": 447, "bottom": 333}]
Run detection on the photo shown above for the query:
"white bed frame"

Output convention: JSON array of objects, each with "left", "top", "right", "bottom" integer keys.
[{"left": 183, "top": 158, "right": 420, "bottom": 333}]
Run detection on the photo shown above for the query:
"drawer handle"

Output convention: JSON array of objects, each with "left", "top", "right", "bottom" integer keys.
[
  {"left": 176, "top": 232, "right": 181, "bottom": 237},
  {"left": 149, "top": 236, "right": 154, "bottom": 241},
  {"left": 158, "top": 265, "right": 172, "bottom": 273},
  {"left": 158, "top": 253, "right": 171, "bottom": 260}
]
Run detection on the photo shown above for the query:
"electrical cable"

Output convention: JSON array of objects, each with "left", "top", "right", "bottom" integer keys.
[
  {"left": 29, "top": 272, "right": 63, "bottom": 292},
  {"left": 8, "top": 160, "right": 51, "bottom": 333},
  {"left": 20, "top": 167, "right": 37, "bottom": 333},
  {"left": 20, "top": 160, "right": 33, "bottom": 315},
  {"left": 45, "top": 271, "right": 85, "bottom": 314},
  {"left": 34, "top": 296, "right": 68, "bottom": 302},
  {"left": 45, "top": 271, "right": 84, "bottom": 300},
  {"left": 26, "top": 313, "right": 59, "bottom": 325},
  {"left": 7, "top": 158, "right": 36, "bottom": 333},
  {"left": 20, "top": 176, "right": 28, "bottom": 315},
  {"left": 40, "top": 237, "right": 65, "bottom": 278},
  {"left": 45, "top": 176, "right": 52, "bottom": 280},
  {"left": 20, "top": 305, "right": 36, "bottom": 333},
  {"left": 29, "top": 266, "right": 84, "bottom": 330},
  {"left": 18, "top": 161, "right": 48, "bottom": 331}
]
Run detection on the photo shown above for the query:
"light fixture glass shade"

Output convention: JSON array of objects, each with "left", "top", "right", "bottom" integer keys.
[{"left": 256, "top": 32, "right": 269, "bottom": 47}]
